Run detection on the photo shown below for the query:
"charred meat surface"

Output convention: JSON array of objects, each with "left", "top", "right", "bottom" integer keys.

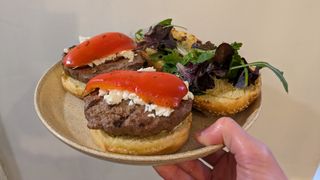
[{"left": 84, "top": 91, "right": 192, "bottom": 137}]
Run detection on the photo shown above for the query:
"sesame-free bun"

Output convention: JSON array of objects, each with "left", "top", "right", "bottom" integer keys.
[
  {"left": 141, "top": 28, "right": 261, "bottom": 115},
  {"left": 61, "top": 72, "right": 86, "bottom": 98},
  {"left": 194, "top": 78, "right": 261, "bottom": 115},
  {"left": 170, "top": 29, "right": 261, "bottom": 115},
  {"left": 90, "top": 113, "right": 192, "bottom": 155}
]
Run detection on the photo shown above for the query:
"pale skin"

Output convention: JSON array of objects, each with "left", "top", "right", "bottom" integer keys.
[{"left": 154, "top": 117, "right": 288, "bottom": 180}]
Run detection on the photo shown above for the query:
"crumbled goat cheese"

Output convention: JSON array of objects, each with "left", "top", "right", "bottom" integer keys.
[
  {"left": 97, "top": 79, "right": 193, "bottom": 118},
  {"left": 63, "top": 48, "right": 69, "bottom": 53},
  {"left": 87, "top": 50, "right": 135, "bottom": 67},
  {"left": 182, "top": 81, "right": 194, "bottom": 100},
  {"left": 137, "top": 67, "right": 157, "bottom": 72},
  {"left": 99, "top": 89, "right": 174, "bottom": 117},
  {"left": 78, "top": 36, "right": 90, "bottom": 43}
]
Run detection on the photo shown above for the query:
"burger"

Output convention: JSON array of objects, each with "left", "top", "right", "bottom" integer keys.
[
  {"left": 135, "top": 18, "right": 288, "bottom": 115},
  {"left": 83, "top": 70, "right": 194, "bottom": 155},
  {"left": 61, "top": 32, "right": 145, "bottom": 98}
]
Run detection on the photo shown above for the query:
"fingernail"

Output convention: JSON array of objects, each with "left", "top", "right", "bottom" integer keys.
[
  {"left": 195, "top": 118, "right": 227, "bottom": 146},
  {"left": 195, "top": 128, "right": 213, "bottom": 146}
]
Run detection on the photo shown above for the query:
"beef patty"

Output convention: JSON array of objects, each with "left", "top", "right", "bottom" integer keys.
[
  {"left": 62, "top": 53, "right": 145, "bottom": 83},
  {"left": 84, "top": 91, "right": 192, "bottom": 137}
]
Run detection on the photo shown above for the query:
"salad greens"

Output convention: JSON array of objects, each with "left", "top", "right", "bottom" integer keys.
[
  {"left": 135, "top": 29, "right": 144, "bottom": 42},
  {"left": 149, "top": 48, "right": 215, "bottom": 74},
  {"left": 157, "top": 18, "right": 172, "bottom": 26},
  {"left": 136, "top": 18, "right": 288, "bottom": 93},
  {"left": 231, "top": 61, "right": 288, "bottom": 92}
]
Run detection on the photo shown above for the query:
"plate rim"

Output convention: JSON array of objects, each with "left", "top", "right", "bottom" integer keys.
[{"left": 34, "top": 62, "right": 261, "bottom": 165}]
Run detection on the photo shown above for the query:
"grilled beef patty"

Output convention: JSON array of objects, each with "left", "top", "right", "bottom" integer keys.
[
  {"left": 84, "top": 91, "right": 192, "bottom": 137},
  {"left": 62, "top": 53, "right": 145, "bottom": 83}
]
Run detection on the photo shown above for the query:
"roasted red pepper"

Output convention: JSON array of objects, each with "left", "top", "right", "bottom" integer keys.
[
  {"left": 63, "top": 32, "right": 135, "bottom": 67},
  {"left": 84, "top": 71, "right": 188, "bottom": 108}
]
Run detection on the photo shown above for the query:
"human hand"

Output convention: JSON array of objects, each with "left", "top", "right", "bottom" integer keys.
[{"left": 154, "top": 117, "right": 287, "bottom": 180}]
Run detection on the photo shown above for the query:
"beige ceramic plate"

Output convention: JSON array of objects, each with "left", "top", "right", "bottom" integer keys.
[{"left": 34, "top": 62, "right": 261, "bottom": 166}]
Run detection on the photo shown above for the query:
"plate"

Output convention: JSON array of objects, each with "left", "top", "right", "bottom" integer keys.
[{"left": 34, "top": 62, "right": 261, "bottom": 165}]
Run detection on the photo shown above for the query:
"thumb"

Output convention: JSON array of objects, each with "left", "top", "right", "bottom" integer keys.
[
  {"left": 195, "top": 117, "right": 262, "bottom": 155},
  {"left": 195, "top": 117, "right": 288, "bottom": 179}
]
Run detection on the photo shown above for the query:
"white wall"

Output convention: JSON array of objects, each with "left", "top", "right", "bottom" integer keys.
[{"left": 1, "top": 0, "right": 319, "bottom": 179}]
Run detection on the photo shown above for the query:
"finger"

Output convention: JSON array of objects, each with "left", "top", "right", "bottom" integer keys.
[
  {"left": 177, "top": 159, "right": 211, "bottom": 180},
  {"left": 154, "top": 164, "right": 194, "bottom": 180},
  {"left": 211, "top": 153, "right": 236, "bottom": 180},
  {"left": 195, "top": 117, "right": 260, "bottom": 155},
  {"left": 202, "top": 149, "right": 227, "bottom": 166},
  {"left": 195, "top": 117, "right": 288, "bottom": 179}
]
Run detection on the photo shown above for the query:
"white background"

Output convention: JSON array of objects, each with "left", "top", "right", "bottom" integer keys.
[{"left": 1, "top": 0, "right": 319, "bottom": 179}]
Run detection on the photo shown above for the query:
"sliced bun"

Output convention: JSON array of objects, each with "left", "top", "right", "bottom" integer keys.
[
  {"left": 194, "top": 78, "right": 261, "bottom": 115},
  {"left": 61, "top": 73, "right": 86, "bottom": 98},
  {"left": 90, "top": 113, "right": 192, "bottom": 155},
  {"left": 141, "top": 28, "right": 261, "bottom": 115}
]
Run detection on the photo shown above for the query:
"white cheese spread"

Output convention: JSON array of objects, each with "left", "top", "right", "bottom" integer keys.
[
  {"left": 137, "top": 67, "right": 157, "bottom": 72},
  {"left": 99, "top": 89, "right": 174, "bottom": 117},
  {"left": 87, "top": 50, "right": 135, "bottom": 67},
  {"left": 182, "top": 81, "right": 194, "bottom": 100},
  {"left": 78, "top": 36, "right": 90, "bottom": 43}
]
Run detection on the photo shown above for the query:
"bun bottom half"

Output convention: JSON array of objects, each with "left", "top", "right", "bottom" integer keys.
[
  {"left": 90, "top": 113, "right": 192, "bottom": 155},
  {"left": 61, "top": 73, "right": 86, "bottom": 98},
  {"left": 194, "top": 78, "right": 261, "bottom": 115}
]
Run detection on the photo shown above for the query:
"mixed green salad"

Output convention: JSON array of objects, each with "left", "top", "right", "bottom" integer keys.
[{"left": 135, "top": 18, "right": 288, "bottom": 94}]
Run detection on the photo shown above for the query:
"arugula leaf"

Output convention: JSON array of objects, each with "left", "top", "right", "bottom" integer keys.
[
  {"left": 135, "top": 29, "right": 144, "bottom": 41},
  {"left": 196, "top": 51, "right": 214, "bottom": 64},
  {"left": 182, "top": 51, "right": 195, "bottom": 64},
  {"left": 149, "top": 49, "right": 183, "bottom": 73},
  {"left": 230, "top": 61, "right": 288, "bottom": 93},
  {"left": 158, "top": 18, "right": 172, "bottom": 26},
  {"left": 227, "top": 42, "right": 249, "bottom": 87},
  {"left": 162, "top": 63, "right": 177, "bottom": 74},
  {"left": 231, "top": 42, "right": 242, "bottom": 51},
  {"left": 163, "top": 50, "right": 183, "bottom": 64},
  {"left": 241, "top": 60, "right": 249, "bottom": 87},
  {"left": 227, "top": 53, "right": 243, "bottom": 79},
  {"left": 158, "top": 18, "right": 187, "bottom": 30},
  {"left": 183, "top": 49, "right": 214, "bottom": 64},
  {"left": 150, "top": 48, "right": 214, "bottom": 71}
]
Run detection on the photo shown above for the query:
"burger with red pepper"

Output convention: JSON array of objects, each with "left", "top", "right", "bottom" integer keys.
[
  {"left": 83, "top": 70, "right": 194, "bottom": 155},
  {"left": 61, "top": 32, "right": 145, "bottom": 98}
]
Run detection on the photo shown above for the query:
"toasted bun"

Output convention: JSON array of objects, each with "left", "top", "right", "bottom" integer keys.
[
  {"left": 90, "top": 113, "right": 192, "bottom": 155},
  {"left": 141, "top": 28, "right": 261, "bottom": 115},
  {"left": 194, "top": 78, "right": 261, "bottom": 115},
  {"left": 61, "top": 73, "right": 86, "bottom": 98}
]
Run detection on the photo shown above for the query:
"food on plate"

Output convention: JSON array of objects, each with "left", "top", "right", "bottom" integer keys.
[
  {"left": 83, "top": 70, "right": 194, "bottom": 155},
  {"left": 61, "top": 32, "right": 145, "bottom": 97},
  {"left": 135, "top": 18, "right": 288, "bottom": 115}
]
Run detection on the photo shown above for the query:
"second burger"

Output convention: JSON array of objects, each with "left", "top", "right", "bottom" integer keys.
[
  {"left": 83, "top": 70, "right": 194, "bottom": 155},
  {"left": 61, "top": 32, "right": 145, "bottom": 98}
]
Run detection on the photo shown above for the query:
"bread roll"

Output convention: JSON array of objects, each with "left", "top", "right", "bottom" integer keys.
[
  {"left": 90, "top": 114, "right": 192, "bottom": 155},
  {"left": 194, "top": 78, "right": 261, "bottom": 115},
  {"left": 61, "top": 72, "right": 86, "bottom": 98}
]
